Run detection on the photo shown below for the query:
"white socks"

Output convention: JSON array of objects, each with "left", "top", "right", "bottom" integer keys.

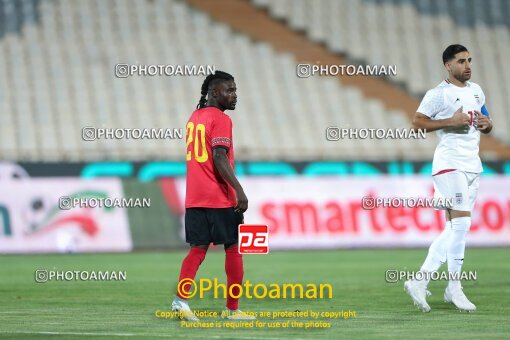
[
  {"left": 419, "top": 217, "right": 471, "bottom": 289},
  {"left": 447, "top": 217, "right": 471, "bottom": 288},
  {"left": 421, "top": 221, "right": 451, "bottom": 273}
]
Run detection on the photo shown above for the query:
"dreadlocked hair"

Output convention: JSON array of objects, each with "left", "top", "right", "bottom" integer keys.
[{"left": 196, "top": 70, "right": 234, "bottom": 109}]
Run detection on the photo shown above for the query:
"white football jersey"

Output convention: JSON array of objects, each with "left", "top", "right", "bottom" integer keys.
[{"left": 417, "top": 80, "right": 486, "bottom": 174}]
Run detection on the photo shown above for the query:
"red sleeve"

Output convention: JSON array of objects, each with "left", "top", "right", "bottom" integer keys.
[{"left": 210, "top": 114, "right": 232, "bottom": 149}]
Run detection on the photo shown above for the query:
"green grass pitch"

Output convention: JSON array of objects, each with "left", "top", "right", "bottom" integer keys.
[{"left": 1, "top": 248, "right": 509, "bottom": 339}]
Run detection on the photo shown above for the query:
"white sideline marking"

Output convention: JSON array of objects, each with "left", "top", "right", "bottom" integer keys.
[
  {"left": 0, "top": 331, "right": 292, "bottom": 339},
  {"left": 0, "top": 331, "right": 138, "bottom": 337}
]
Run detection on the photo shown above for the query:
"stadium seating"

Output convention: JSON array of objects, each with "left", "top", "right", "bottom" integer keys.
[
  {"left": 252, "top": 0, "right": 510, "bottom": 145},
  {"left": 13, "top": 0, "right": 503, "bottom": 161}
]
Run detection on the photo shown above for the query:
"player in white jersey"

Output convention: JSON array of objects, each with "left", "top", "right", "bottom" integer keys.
[{"left": 404, "top": 45, "right": 493, "bottom": 312}]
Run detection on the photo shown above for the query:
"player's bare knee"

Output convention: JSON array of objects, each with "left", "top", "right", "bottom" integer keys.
[{"left": 449, "top": 210, "right": 471, "bottom": 219}]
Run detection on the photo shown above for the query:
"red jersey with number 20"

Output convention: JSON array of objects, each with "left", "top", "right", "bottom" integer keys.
[{"left": 185, "top": 106, "right": 236, "bottom": 208}]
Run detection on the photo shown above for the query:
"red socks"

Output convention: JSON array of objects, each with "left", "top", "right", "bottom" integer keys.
[
  {"left": 176, "top": 245, "right": 244, "bottom": 310},
  {"left": 176, "top": 247, "right": 207, "bottom": 300},
  {"left": 225, "top": 245, "right": 244, "bottom": 310}
]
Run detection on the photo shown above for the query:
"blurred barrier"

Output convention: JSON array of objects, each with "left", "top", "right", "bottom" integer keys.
[
  {"left": 1, "top": 176, "right": 508, "bottom": 253},
  {"left": 174, "top": 176, "right": 510, "bottom": 249},
  {"left": 0, "top": 179, "right": 132, "bottom": 253},
  {"left": 0, "top": 178, "right": 185, "bottom": 253}
]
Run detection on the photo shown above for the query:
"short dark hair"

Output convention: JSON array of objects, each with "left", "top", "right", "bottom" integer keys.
[
  {"left": 196, "top": 71, "right": 235, "bottom": 109},
  {"left": 442, "top": 44, "right": 468, "bottom": 64}
]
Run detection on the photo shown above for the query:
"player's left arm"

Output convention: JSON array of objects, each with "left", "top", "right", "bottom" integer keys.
[
  {"left": 475, "top": 105, "right": 493, "bottom": 134},
  {"left": 210, "top": 114, "right": 248, "bottom": 213},
  {"left": 213, "top": 148, "right": 248, "bottom": 213},
  {"left": 476, "top": 89, "right": 492, "bottom": 134}
]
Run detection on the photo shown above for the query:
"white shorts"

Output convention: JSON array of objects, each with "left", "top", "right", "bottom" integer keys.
[{"left": 432, "top": 170, "right": 479, "bottom": 212}]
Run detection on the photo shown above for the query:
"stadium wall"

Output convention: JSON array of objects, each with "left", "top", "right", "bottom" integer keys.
[
  {"left": 1, "top": 175, "right": 509, "bottom": 253},
  {"left": 8, "top": 161, "right": 510, "bottom": 178}
]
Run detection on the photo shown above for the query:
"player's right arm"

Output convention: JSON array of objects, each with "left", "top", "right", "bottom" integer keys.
[
  {"left": 412, "top": 88, "right": 469, "bottom": 133},
  {"left": 412, "top": 106, "right": 469, "bottom": 133},
  {"left": 213, "top": 148, "right": 248, "bottom": 213}
]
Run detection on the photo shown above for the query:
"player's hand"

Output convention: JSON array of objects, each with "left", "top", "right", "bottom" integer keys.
[
  {"left": 235, "top": 189, "right": 248, "bottom": 213},
  {"left": 475, "top": 110, "right": 492, "bottom": 132},
  {"left": 449, "top": 106, "right": 469, "bottom": 128}
]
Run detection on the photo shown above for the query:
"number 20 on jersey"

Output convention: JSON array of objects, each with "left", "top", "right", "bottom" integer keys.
[{"left": 186, "top": 122, "right": 208, "bottom": 162}]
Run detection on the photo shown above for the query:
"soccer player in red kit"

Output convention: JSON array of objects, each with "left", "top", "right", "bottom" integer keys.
[{"left": 171, "top": 71, "right": 254, "bottom": 321}]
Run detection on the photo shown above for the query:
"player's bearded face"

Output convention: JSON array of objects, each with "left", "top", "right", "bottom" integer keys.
[{"left": 450, "top": 52, "right": 472, "bottom": 82}]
